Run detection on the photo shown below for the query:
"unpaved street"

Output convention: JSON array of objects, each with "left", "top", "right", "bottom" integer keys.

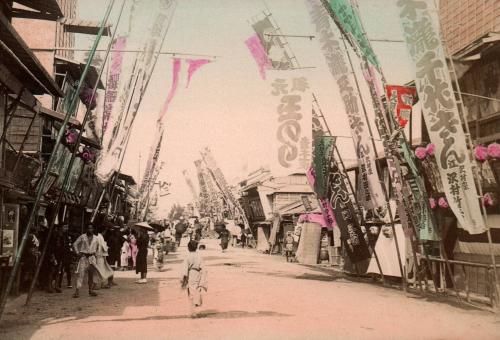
[{"left": 2, "top": 239, "right": 500, "bottom": 340}]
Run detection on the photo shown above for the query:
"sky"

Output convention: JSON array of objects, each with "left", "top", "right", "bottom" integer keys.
[{"left": 76, "top": 0, "right": 418, "bottom": 217}]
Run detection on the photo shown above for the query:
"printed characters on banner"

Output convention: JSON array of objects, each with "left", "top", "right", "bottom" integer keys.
[
  {"left": 306, "top": 0, "right": 385, "bottom": 210},
  {"left": 386, "top": 85, "right": 418, "bottom": 128},
  {"left": 102, "top": 36, "right": 127, "bottom": 138},
  {"left": 96, "top": 0, "right": 176, "bottom": 184},
  {"left": 251, "top": 14, "right": 294, "bottom": 70},
  {"left": 398, "top": 0, "right": 485, "bottom": 234},
  {"left": 327, "top": 157, "right": 370, "bottom": 263},
  {"left": 322, "top": 0, "right": 380, "bottom": 68},
  {"left": 312, "top": 107, "right": 325, "bottom": 143},
  {"left": 313, "top": 136, "right": 336, "bottom": 199},
  {"left": 270, "top": 74, "right": 312, "bottom": 176}
]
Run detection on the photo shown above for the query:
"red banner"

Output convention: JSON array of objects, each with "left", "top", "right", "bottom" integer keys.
[{"left": 385, "top": 85, "right": 417, "bottom": 128}]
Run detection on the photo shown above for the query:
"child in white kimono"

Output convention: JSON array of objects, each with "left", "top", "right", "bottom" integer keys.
[{"left": 181, "top": 240, "right": 207, "bottom": 317}]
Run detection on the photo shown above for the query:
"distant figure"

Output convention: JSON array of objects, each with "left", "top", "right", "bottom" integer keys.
[
  {"left": 135, "top": 230, "right": 149, "bottom": 284},
  {"left": 219, "top": 228, "right": 230, "bottom": 252},
  {"left": 120, "top": 235, "right": 130, "bottom": 270},
  {"left": 130, "top": 233, "right": 138, "bottom": 269},
  {"left": 181, "top": 240, "right": 208, "bottom": 317},
  {"left": 73, "top": 224, "right": 98, "bottom": 298},
  {"left": 55, "top": 224, "right": 74, "bottom": 289},
  {"left": 284, "top": 231, "right": 295, "bottom": 262}
]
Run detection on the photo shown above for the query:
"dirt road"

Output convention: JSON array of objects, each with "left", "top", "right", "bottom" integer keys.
[{"left": 2, "top": 238, "right": 500, "bottom": 339}]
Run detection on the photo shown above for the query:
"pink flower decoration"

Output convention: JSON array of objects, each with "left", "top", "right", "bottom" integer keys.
[
  {"left": 79, "top": 87, "right": 97, "bottom": 110},
  {"left": 429, "top": 198, "right": 436, "bottom": 209},
  {"left": 474, "top": 145, "right": 488, "bottom": 162},
  {"left": 482, "top": 193, "right": 494, "bottom": 207},
  {"left": 415, "top": 147, "right": 427, "bottom": 160},
  {"left": 80, "top": 147, "right": 95, "bottom": 164},
  {"left": 438, "top": 197, "right": 449, "bottom": 209},
  {"left": 487, "top": 143, "right": 500, "bottom": 159},
  {"left": 426, "top": 143, "right": 435, "bottom": 156},
  {"left": 65, "top": 129, "right": 78, "bottom": 145}
]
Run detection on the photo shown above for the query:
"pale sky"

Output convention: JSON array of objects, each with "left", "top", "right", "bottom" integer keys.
[{"left": 76, "top": 0, "right": 417, "bottom": 217}]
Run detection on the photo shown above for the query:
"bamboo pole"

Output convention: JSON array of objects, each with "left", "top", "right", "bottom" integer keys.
[
  {"left": 312, "top": 93, "right": 386, "bottom": 283},
  {"left": 0, "top": 0, "right": 115, "bottom": 320},
  {"left": 340, "top": 36, "right": 407, "bottom": 289}
]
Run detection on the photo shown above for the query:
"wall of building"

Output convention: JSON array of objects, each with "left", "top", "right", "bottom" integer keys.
[
  {"left": 439, "top": 0, "right": 500, "bottom": 54},
  {"left": 12, "top": 0, "right": 77, "bottom": 108}
]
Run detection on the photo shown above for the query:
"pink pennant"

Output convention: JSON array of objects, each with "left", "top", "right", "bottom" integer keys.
[
  {"left": 158, "top": 58, "right": 181, "bottom": 121},
  {"left": 186, "top": 59, "right": 210, "bottom": 88},
  {"left": 245, "top": 34, "right": 271, "bottom": 80}
]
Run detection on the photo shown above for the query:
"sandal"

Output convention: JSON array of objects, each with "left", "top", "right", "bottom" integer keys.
[
  {"left": 73, "top": 292, "right": 79, "bottom": 298},
  {"left": 89, "top": 291, "right": 98, "bottom": 297}
]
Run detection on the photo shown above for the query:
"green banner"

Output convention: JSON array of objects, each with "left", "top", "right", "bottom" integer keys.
[
  {"left": 313, "top": 136, "right": 336, "bottom": 198},
  {"left": 326, "top": 0, "right": 379, "bottom": 67}
]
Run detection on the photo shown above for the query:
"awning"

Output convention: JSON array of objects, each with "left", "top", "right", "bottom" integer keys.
[
  {"left": 39, "top": 106, "right": 81, "bottom": 127},
  {"left": 11, "top": 0, "right": 63, "bottom": 20},
  {"left": 55, "top": 55, "right": 105, "bottom": 89},
  {"left": 58, "top": 18, "right": 112, "bottom": 36},
  {"left": 0, "top": 12, "right": 63, "bottom": 96},
  {"left": 454, "top": 32, "right": 500, "bottom": 61},
  {"left": 118, "top": 173, "right": 137, "bottom": 186}
]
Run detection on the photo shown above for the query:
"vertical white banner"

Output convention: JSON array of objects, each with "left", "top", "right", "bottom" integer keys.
[
  {"left": 269, "top": 70, "right": 312, "bottom": 177},
  {"left": 305, "top": 0, "right": 385, "bottom": 210},
  {"left": 398, "top": 0, "right": 485, "bottom": 234}
]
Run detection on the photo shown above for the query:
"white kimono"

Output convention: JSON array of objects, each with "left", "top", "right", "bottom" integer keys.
[{"left": 182, "top": 252, "right": 208, "bottom": 307}]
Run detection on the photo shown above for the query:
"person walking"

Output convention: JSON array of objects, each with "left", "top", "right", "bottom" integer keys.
[
  {"left": 55, "top": 224, "right": 74, "bottom": 289},
  {"left": 135, "top": 230, "right": 149, "bottom": 283},
  {"left": 219, "top": 228, "right": 230, "bottom": 253},
  {"left": 181, "top": 240, "right": 208, "bottom": 317},
  {"left": 94, "top": 232, "right": 115, "bottom": 289},
  {"left": 73, "top": 224, "right": 98, "bottom": 298}
]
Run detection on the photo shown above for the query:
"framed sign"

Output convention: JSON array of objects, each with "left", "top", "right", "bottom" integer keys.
[{"left": 2, "top": 204, "right": 19, "bottom": 265}]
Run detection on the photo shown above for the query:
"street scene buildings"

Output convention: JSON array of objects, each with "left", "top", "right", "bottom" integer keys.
[{"left": 0, "top": 0, "right": 500, "bottom": 339}]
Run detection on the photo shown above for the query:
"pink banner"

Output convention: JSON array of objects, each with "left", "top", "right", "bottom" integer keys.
[
  {"left": 245, "top": 34, "right": 271, "bottom": 80},
  {"left": 102, "top": 36, "right": 127, "bottom": 135},
  {"left": 186, "top": 59, "right": 210, "bottom": 88},
  {"left": 306, "top": 165, "right": 336, "bottom": 228},
  {"left": 158, "top": 58, "right": 181, "bottom": 121}
]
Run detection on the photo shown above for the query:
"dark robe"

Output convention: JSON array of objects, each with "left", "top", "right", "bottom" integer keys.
[{"left": 135, "top": 235, "right": 149, "bottom": 274}]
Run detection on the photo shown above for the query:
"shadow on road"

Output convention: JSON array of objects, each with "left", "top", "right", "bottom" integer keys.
[{"left": 83, "top": 309, "right": 290, "bottom": 323}]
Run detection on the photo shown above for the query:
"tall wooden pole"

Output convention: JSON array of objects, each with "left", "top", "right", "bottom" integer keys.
[
  {"left": 24, "top": 0, "right": 126, "bottom": 306},
  {"left": 0, "top": 0, "right": 115, "bottom": 320}
]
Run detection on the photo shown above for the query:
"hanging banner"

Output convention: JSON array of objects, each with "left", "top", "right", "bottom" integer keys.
[
  {"left": 306, "top": 0, "right": 385, "bottom": 210},
  {"left": 386, "top": 85, "right": 417, "bottom": 128},
  {"left": 398, "top": 0, "right": 485, "bottom": 234},
  {"left": 313, "top": 136, "right": 336, "bottom": 198},
  {"left": 102, "top": 36, "right": 127, "bottom": 137},
  {"left": 201, "top": 147, "right": 250, "bottom": 228},
  {"left": 251, "top": 14, "right": 294, "bottom": 70},
  {"left": 362, "top": 63, "right": 411, "bottom": 232},
  {"left": 138, "top": 57, "right": 210, "bottom": 211},
  {"left": 322, "top": 0, "right": 379, "bottom": 68},
  {"left": 269, "top": 73, "right": 312, "bottom": 176},
  {"left": 96, "top": 0, "right": 176, "bottom": 184},
  {"left": 327, "top": 157, "right": 370, "bottom": 263},
  {"left": 245, "top": 34, "right": 271, "bottom": 80}
]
